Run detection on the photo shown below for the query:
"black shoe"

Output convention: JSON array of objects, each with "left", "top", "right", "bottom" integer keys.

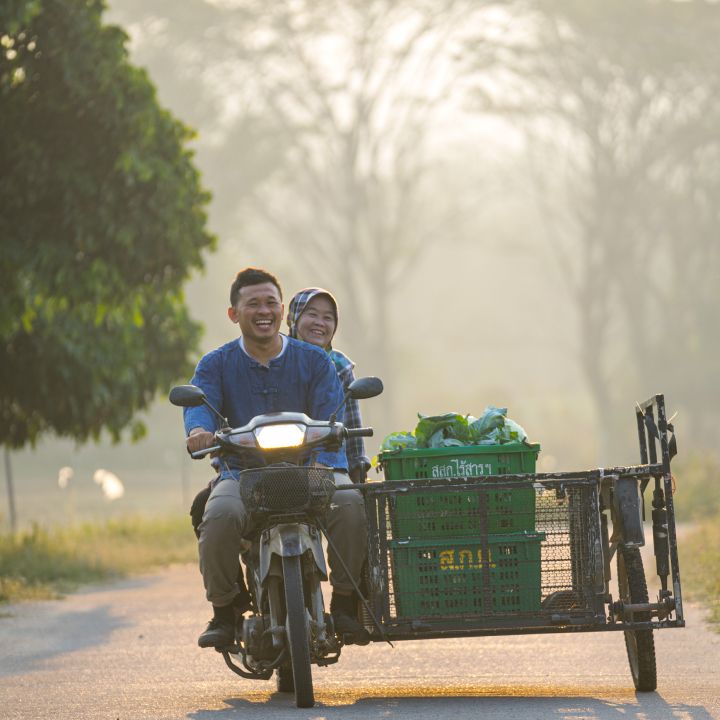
[
  {"left": 330, "top": 592, "right": 370, "bottom": 646},
  {"left": 198, "top": 618, "right": 235, "bottom": 648}
]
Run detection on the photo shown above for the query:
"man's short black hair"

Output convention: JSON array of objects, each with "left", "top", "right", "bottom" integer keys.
[{"left": 229, "top": 267, "right": 283, "bottom": 307}]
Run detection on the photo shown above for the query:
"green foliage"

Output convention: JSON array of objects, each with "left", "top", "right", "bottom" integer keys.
[
  {"left": 415, "top": 413, "right": 470, "bottom": 448},
  {"left": 381, "top": 407, "right": 530, "bottom": 452},
  {"left": 379, "top": 432, "right": 417, "bottom": 454},
  {"left": 0, "top": 525, "right": 106, "bottom": 601},
  {"left": 0, "top": 515, "right": 197, "bottom": 603},
  {"left": 0, "top": 0, "right": 215, "bottom": 448},
  {"left": 671, "top": 452, "right": 720, "bottom": 522}
]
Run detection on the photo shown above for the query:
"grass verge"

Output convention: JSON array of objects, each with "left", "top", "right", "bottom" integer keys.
[
  {"left": 2, "top": 511, "right": 718, "bottom": 631},
  {"left": 679, "top": 516, "right": 720, "bottom": 629},
  {"left": 0, "top": 515, "right": 196, "bottom": 604}
]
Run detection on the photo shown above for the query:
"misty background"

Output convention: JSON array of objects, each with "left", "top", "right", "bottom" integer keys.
[{"left": 4, "top": 0, "right": 718, "bottom": 529}]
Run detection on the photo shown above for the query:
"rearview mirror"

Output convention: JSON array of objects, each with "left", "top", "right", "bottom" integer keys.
[
  {"left": 169, "top": 384, "right": 207, "bottom": 408},
  {"left": 347, "top": 376, "right": 384, "bottom": 400}
]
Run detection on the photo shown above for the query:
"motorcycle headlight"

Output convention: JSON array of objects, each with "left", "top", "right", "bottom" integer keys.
[{"left": 254, "top": 423, "right": 306, "bottom": 449}]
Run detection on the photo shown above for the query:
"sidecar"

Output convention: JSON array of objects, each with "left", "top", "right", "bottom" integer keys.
[{"left": 360, "top": 393, "right": 681, "bottom": 692}]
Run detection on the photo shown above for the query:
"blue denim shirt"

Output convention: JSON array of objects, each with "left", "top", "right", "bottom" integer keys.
[{"left": 183, "top": 335, "right": 347, "bottom": 470}]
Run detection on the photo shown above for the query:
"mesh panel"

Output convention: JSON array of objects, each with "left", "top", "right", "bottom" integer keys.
[
  {"left": 536, "top": 482, "right": 599, "bottom": 612},
  {"left": 366, "top": 476, "right": 603, "bottom": 627},
  {"left": 239, "top": 466, "right": 336, "bottom": 515}
]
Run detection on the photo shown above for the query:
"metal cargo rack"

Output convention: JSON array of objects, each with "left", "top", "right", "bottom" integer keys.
[{"left": 360, "top": 393, "right": 682, "bottom": 642}]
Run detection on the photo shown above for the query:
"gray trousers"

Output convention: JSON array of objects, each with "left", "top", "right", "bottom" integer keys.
[{"left": 198, "top": 471, "right": 367, "bottom": 607}]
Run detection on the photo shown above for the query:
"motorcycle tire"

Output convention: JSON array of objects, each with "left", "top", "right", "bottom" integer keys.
[
  {"left": 282, "top": 555, "right": 314, "bottom": 708},
  {"left": 617, "top": 544, "right": 657, "bottom": 691}
]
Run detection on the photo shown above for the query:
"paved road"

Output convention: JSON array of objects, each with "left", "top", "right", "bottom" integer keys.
[{"left": 1, "top": 563, "right": 718, "bottom": 720}]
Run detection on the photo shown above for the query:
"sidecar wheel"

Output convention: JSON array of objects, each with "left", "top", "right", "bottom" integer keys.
[
  {"left": 282, "top": 555, "right": 314, "bottom": 708},
  {"left": 617, "top": 544, "right": 657, "bottom": 691}
]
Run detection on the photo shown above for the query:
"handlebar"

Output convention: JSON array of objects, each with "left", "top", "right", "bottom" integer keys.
[
  {"left": 188, "top": 424, "right": 373, "bottom": 460},
  {"left": 345, "top": 427, "right": 373, "bottom": 438},
  {"left": 190, "top": 445, "right": 221, "bottom": 460}
]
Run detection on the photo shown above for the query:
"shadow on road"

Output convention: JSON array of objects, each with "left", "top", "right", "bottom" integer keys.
[
  {"left": 187, "top": 691, "right": 714, "bottom": 720},
  {"left": 0, "top": 574, "right": 160, "bottom": 677},
  {"left": 0, "top": 604, "right": 129, "bottom": 677}
]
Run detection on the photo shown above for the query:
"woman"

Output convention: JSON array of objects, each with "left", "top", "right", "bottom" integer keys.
[{"left": 286, "top": 287, "right": 371, "bottom": 484}]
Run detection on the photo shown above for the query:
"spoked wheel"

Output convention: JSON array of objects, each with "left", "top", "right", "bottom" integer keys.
[
  {"left": 282, "top": 555, "right": 314, "bottom": 708},
  {"left": 617, "top": 544, "right": 657, "bottom": 691}
]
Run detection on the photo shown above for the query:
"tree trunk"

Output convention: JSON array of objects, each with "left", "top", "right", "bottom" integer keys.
[{"left": 4, "top": 447, "right": 17, "bottom": 534}]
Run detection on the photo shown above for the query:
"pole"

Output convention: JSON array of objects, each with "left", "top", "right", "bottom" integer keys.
[{"left": 4, "top": 446, "right": 17, "bottom": 534}]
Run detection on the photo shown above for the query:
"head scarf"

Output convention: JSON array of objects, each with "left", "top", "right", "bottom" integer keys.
[{"left": 286, "top": 287, "right": 339, "bottom": 349}]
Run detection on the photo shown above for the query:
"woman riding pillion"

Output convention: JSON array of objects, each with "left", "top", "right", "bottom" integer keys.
[
  {"left": 286, "top": 288, "right": 371, "bottom": 484},
  {"left": 286, "top": 287, "right": 372, "bottom": 633}
]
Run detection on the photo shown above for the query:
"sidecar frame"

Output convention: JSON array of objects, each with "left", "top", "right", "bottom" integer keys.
[{"left": 361, "top": 393, "right": 683, "bottom": 643}]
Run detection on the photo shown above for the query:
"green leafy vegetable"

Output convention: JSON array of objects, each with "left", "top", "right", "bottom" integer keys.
[
  {"left": 380, "top": 431, "right": 417, "bottom": 453},
  {"left": 379, "top": 406, "right": 529, "bottom": 453}
]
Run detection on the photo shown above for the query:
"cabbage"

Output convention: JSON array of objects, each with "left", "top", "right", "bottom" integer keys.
[
  {"left": 379, "top": 405, "right": 530, "bottom": 451},
  {"left": 379, "top": 431, "right": 417, "bottom": 453}
]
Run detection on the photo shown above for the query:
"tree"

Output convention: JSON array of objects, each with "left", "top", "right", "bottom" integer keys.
[
  {"left": 0, "top": 0, "right": 216, "bottom": 448},
  {"left": 109, "top": 0, "right": 515, "bottom": 421},
  {"left": 463, "top": 0, "right": 720, "bottom": 458}
]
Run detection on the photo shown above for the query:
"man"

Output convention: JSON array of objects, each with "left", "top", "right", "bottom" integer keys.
[{"left": 184, "top": 267, "right": 368, "bottom": 648}]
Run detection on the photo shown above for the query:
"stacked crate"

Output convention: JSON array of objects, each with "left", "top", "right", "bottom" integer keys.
[{"left": 378, "top": 443, "right": 545, "bottom": 618}]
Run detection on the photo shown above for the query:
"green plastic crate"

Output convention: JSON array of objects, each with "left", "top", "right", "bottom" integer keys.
[
  {"left": 390, "top": 532, "right": 545, "bottom": 617},
  {"left": 380, "top": 443, "right": 540, "bottom": 537},
  {"left": 390, "top": 485, "right": 536, "bottom": 536},
  {"left": 380, "top": 442, "right": 540, "bottom": 481}
]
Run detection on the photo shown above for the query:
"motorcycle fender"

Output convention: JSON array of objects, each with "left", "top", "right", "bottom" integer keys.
[{"left": 258, "top": 523, "right": 327, "bottom": 585}]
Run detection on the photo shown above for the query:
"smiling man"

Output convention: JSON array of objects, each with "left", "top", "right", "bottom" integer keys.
[{"left": 183, "top": 267, "right": 368, "bottom": 648}]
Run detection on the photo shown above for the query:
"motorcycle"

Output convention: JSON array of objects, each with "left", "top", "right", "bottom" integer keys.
[
  {"left": 172, "top": 384, "right": 685, "bottom": 709},
  {"left": 169, "top": 376, "right": 383, "bottom": 708}
]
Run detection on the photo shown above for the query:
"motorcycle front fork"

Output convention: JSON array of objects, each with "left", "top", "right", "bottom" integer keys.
[{"left": 264, "top": 556, "right": 336, "bottom": 658}]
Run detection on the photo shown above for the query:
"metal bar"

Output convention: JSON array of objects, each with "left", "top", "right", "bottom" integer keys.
[
  {"left": 368, "top": 619, "right": 685, "bottom": 642},
  {"left": 656, "top": 394, "right": 684, "bottom": 623},
  {"left": 636, "top": 404, "right": 649, "bottom": 465},
  {"left": 656, "top": 394, "right": 671, "bottom": 474},
  {"left": 646, "top": 406, "right": 659, "bottom": 465},
  {"left": 361, "top": 466, "right": 665, "bottom": 496},
  {"left": 638, "top": 396, "right": 658, "bottom": 412},
  {"left": 615, "top": 600, "right": 675, "bottom": 614},
  {"left": 636, "top": 397, "right": 661, "bottom": 496}
]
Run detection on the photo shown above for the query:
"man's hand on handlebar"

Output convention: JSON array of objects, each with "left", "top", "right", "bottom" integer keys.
[{"left": 186, "top": 428, "right": 216, "bottom": 454}]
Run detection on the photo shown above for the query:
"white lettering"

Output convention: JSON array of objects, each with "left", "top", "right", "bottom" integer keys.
[{"left": 430, "top": 459, "right": 493, "bottom": 478}]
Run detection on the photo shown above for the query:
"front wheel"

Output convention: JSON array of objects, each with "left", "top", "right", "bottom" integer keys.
[
  {"left": 282, "top": 555, "right": 314, "bottom": 708},
  {"left": 617, "top": 545, "right": 657, "bottom": 691}
]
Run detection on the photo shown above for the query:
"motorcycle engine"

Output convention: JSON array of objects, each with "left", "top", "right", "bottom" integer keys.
[{"left": 242, "top": 615, "right": 275, "bottom": 660}]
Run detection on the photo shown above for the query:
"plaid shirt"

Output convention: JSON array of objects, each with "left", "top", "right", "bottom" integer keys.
[
  {"left": 287, "top": 288, "right": 371, "bottom": 473},
  {"left": 329, "top": 349, "right": 371, "bottom": 473}
]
